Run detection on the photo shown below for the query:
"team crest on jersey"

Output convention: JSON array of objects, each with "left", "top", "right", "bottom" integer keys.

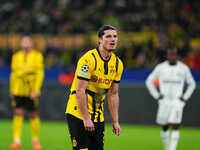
[
  {"left": 81, "top": 64, "right": 89, "bottom": 72},
  {"left": 72, "top": 137, "right": 77, "bottom": 147},
  {"left": 110, "top": 66, "right": 115, "bottom": 74}
]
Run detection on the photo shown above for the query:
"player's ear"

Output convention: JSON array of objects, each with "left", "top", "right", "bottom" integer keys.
[{"left": 98, "top": 37, "right": 103, "bottom": 45}]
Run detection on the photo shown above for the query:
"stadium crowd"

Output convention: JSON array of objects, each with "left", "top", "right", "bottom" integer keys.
[{"left": 0, "top": 0, "right": 200, "bottom": 70}]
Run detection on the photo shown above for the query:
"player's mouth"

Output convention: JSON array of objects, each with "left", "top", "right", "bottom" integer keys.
[{"left": 109, "top": 43, "right": 115, "bottom": 46}]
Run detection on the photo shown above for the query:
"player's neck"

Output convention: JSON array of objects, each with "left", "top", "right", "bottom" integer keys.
[
  {"left": 23, "top": 48, "right": 31, "bottom": 54},
  {"left": 168, "top": 61, "right": 177, "bottom": 66},
  {"left": 98, "top": 46, "right": 111, "bottom": 61}
]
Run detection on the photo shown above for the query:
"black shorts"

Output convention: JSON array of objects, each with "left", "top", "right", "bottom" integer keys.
[
  {"left": 66, "top": 114, "right": 104, "bottom": 150},
  {"left": 11, "top": 96, "right": 39, "bottom": 112}
]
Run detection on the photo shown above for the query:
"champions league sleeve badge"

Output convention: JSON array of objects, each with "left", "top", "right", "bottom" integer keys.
[{"left": 81, "top": 64, "right": 89, "bottom": 72}]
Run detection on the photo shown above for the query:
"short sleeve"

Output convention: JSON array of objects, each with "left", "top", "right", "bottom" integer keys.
[
  {"left": 114, "top": 58, "right": 124, "bottom": 83},
  {"left": 76, "top": 53, "right": 94, "bottom": 81}
]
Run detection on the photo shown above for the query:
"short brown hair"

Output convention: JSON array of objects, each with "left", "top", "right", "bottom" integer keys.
[{"left": 98, "top": 25, "right": 116, "bottom": 38}]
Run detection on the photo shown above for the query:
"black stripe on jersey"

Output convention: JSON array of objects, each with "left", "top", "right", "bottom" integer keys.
[
  {"left": 91, "top": 98, "right": 96, "bottom": 122},
  {"left": 114, "top": 80, "right": 120, "bottom": 83},
  {"left": 104, "top": 62, "right": 108, "bottom": 75},
  {"left": 72, "top": 89, "right": 108, "bottom": 95},
  {"left": 116, "top": 56, "right": 119, "bottom": 73},
  {"left": 104, "top": 89, "right": 109, "bottom": 93},
  {"left": 97, "top": 104, "right": 103, "bottom": 122},
  {"left": 86, "top": 89, "right": 107, "bottom": 122},
  {"left": 97, "top": 111, "right": 101, "bottom": 122},
  {"left": 77, "top": 76, "right": 90, "bottom": 81},
  {"left": 71, "top": 90, "right": 76, "bottom": 95},
  {"left": 91, "top": 53, "right": 97, "bottom": 70}
]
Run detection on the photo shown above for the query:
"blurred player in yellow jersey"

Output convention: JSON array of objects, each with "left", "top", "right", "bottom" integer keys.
[
  {"left": 10, "top": 36, "right": 44, "bottom": 149},
  {"left": 66, "top": 25, "right": 124, "bottom": 150}
]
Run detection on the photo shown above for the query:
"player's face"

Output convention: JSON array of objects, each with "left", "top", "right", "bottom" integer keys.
[
  {"left": 21, "top": 36, "right": 32, "bottom": 49},
  {"left": 99, "top": 30, "right": 118, "bottom": 52},
  {"left": 167, "top": 50, "right": 177, "bottom": 64}
]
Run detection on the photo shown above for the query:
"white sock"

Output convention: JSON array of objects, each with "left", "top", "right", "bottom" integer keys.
[
  {"left": 169, "top": 130, "right": 179, "bottom": 150},
  {"left": 161, "top": 130, "right": 170, "bottom": 150},
  {"left": 14, "top": 138, "right": 21, "bottom": 144}
]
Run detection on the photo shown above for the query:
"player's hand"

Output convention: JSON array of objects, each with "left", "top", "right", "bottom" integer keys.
[
  {"left": 10, "top": 92, "right": 14, "bottom": 100},
  {"left": 179, "top": 96, "right": 185, "bottom": 102},
  {"left": 30, "top": 91, "right": 38, "bottom": 100},
  {"left": 158, "top": 94, "right": 164, "bottom": 100},
  {"left": 112, "top": 122, "right": 121, "bottom": 136},
  {"left": 83, "top": 119, "right": 95, "bottom": 132}
]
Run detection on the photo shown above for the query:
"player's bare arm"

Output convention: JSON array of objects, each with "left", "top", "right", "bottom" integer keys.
[
  {"left": 108, "top": 82, "right": 121, "bottom": 136},
  {"left": 76, "top": 79, "right": 95, "bottom": 132},
  {"left": 30, "top": 91, "right": 39, "bottom": 100}
]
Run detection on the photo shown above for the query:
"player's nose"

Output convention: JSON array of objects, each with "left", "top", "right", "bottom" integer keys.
[{"left": 111, "top": 36, "right": 116, "bottom": 42}]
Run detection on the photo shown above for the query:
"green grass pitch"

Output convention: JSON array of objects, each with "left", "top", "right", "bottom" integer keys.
[{"left": 0, "top": 120, "right": 199, "bottom": 150}]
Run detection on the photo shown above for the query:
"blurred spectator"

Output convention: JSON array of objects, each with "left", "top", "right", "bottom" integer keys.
[
  {"left": 182, "top": 50, "right": 196, "bottom": 70},
  {"left": 0, "top": 0, "right": 200, "bottom": 70},
  {"left": 183, "top": 45, "right": 200, "bottom": 71}
]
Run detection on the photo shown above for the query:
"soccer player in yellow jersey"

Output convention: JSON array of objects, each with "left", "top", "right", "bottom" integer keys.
[
  {"left": 65, "top": 25, "right": 124, "bottom": 150},
  {"left": 10, "top": 36, "right": 44, "bottom": 149}
]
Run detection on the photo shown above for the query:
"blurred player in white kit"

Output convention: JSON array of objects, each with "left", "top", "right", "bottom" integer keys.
[{"left": 146, "top": 47, "right": 196, "bottom": 150}]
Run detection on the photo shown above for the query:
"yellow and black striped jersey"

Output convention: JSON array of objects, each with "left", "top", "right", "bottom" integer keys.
[
  {"left": 10, "top": 49, "right": 44, "bottom": 97},
  {"left": 66, "top": 48, "right": 123, "bottom": 122}
]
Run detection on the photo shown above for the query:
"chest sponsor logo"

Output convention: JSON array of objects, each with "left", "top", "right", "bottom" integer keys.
[
  {"left": 162, "top": 80, "right": 181, "bottom": 84},
  {"left": 91, "top": 75, "right": 113, "bottom": 85}
]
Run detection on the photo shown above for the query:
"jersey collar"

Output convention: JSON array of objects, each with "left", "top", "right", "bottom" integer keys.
[
  {"left": 96, "top": 47, "right": 112, "bottom": 62},
  {"left": 167, "top": 60, "right": 178, "bottom": 66}
]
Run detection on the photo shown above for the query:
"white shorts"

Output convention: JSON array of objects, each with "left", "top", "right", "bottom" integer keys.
[{"left": 156, "top": 99, "right": 185, "bottom": 125}]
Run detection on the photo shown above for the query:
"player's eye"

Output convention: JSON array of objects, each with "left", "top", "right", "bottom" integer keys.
[{"left": 105, "top": 35, "right": 112, "bottom": 38}]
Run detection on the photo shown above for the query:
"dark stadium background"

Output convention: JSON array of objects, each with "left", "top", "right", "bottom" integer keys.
[{"left": 0, "top": 0, "right": 200, "bottom": 150}]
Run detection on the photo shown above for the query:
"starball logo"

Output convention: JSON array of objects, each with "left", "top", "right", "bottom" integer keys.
[{"left": 91, "top": 75, "right": 113, "bottom": 85}]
